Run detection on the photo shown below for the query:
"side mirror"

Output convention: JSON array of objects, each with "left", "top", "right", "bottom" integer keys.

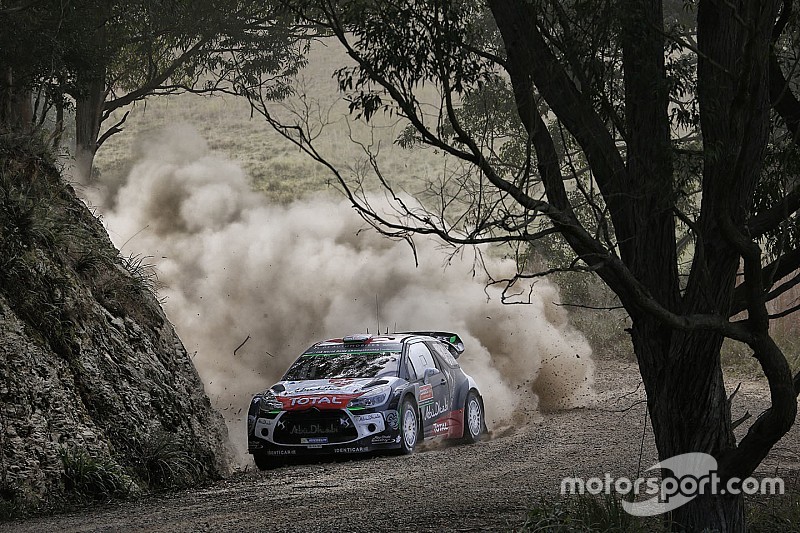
[{"left": 423, "top": 367, "right": 441, "bottom": 383}]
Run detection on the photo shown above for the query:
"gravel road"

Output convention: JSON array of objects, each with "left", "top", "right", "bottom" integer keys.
[{"left": 4, "top": 360, "right": 797, "bottom": 533}]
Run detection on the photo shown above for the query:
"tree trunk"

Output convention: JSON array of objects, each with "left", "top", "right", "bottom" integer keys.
[
  {"left": 72, "top": 4, "right": 109, "bottom": 179},
  {"left": 0, "top": 66, "right": 33, "bottom": 133},
  {"left": 74, "top": 74, "right": 105, "bottom": 179},
  {"left": 634, "top": 320, "right": 745, "bottom": 531},
  {"left": 670, "top": 492, "right": 745, "bottom": 532},
  {"left": 487, "top": 1, "right": 783, "bottom": 529}
]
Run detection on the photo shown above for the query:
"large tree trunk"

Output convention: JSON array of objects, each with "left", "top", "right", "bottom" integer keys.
[
  {"left": 72, "top": 5, "right": 109, "bottom": 179},
  {"left": 671, "top": 492, "right": 745, "bottom": 532},
  {"left": 634, "top": 322, "right": 745, "bottom": 531},
  {"left": 489, "top": 0, "right": 786, "bottom": 529},
  {"left": 0, "top": 66, "right": 33, "bottom": 133},
  {"left": 74, "top": 74, "right": 105, "bottom": 179}
]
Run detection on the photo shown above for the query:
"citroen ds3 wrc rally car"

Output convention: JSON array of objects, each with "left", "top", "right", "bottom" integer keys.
[{"left": 247, "top": 332, "right": 487, "bottom": 470}]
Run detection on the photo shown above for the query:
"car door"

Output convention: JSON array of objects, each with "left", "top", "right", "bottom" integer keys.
[{"left": 407, "top": 342, "right": 450, "bottom": 435}]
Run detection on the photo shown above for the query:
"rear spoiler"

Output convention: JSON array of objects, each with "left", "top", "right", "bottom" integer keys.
[{"left": 400, "top": 331, "right": 465, "bottom": 357}]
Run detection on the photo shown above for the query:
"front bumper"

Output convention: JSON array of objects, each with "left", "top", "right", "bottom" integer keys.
[{"left": 248, "top": 407, "right": 402, "bottom": 456}]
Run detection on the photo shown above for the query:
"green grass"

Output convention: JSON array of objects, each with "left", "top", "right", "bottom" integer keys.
[
  {"left": 59, "top": 447, "right": 133, "bottom": 502},
  {"left": 125, "top": 429, "right": 204, "bottom": 491},
  {"left": 521, "top": 490, "right": 800, "bottom": 532},
  {"left": 521, "top": 494, "right": 658, "bottom": 532},
  {"left": 747, "top": 488, "right": 800, "bottom": 533}
]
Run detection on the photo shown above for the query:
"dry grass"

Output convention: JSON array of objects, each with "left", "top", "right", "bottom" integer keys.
[{"left": 93, "top": 44, "right": 448, "bottom": 205}]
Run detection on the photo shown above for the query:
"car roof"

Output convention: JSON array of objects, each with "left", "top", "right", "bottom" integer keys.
[
  {"left": 315, "top": 333, "right": 422, "bottom": 347},
  {"left": 308, "top": 332, "right": 465, "bottom": 355}
]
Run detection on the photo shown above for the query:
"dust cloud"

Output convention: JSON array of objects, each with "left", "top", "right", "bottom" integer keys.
[{"left": 82, "top": 125, "right": 594, "bottom": 462}]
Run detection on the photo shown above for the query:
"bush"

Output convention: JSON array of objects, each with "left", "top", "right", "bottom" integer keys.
[
  {"left": 59, "top": 447, "right": 132, "bottom": 501},
  {"left": 126, "top": 429, "right": 204, "bottom": 491}
]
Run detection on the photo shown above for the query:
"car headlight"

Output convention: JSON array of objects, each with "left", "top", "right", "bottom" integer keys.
[
  {"left": 348, "top": 386, "right": 391, "bottom": 409},
  {"left": 258, "top": 392, "right": 283, "bottom": 413}
]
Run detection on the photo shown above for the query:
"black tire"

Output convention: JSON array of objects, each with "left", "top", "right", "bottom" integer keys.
[
  {"left": 398, "top": 398, "right": 419, "bottom": 454},
  {"left": 253, "top": 453, "right": 281, "bottom": 471},
  {"left": 462, "top": 391, "right": 484, "bottom": 444}
]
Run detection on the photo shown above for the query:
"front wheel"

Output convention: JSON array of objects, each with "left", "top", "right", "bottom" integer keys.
[
  {"left": 398, "top": 398, "right": 419, "bottom": 454},
  {"left": 462, "top": 391, "right": 484, "bottom": 444}
]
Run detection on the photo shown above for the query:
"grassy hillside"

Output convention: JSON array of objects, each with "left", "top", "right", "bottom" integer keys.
[{"left": 94, "top": 43, "right": 447, "bottom": 204}]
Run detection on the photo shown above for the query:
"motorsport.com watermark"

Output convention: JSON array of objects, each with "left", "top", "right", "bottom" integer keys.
[{"left": 561, "top": 453, "right": 784, "bottom": 516}]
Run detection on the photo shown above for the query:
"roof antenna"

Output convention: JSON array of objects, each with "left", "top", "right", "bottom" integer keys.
[{"left": 375, "top": 294, "right": 380, "bottom": 335}]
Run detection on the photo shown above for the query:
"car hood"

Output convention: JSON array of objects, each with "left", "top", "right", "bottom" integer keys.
[{"left": 263, "top": 377, "right": 402, "bottom": 411}]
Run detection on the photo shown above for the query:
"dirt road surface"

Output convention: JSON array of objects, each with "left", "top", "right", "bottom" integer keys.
[{"left": 4, "top": 360, "right": 797, "bottom": 532}]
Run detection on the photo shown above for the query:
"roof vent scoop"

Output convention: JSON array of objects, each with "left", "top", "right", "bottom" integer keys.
[{"left": 343, "top": 334, "right": 373, "bottom": 344}]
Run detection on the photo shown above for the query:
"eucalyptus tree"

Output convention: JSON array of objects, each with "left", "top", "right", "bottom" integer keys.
[
  {"left": 0, "top": 0, "right": 305, "bottom": 174},
  {"left": 251, "top": 1, "right": 800, "bottom": 530}
]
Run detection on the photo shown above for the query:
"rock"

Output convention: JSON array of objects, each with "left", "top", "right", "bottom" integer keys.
[{"left": 0, "top": 143, "right": 232, "bottom": 510}]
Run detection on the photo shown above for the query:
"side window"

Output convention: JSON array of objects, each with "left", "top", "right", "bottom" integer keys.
[
  {"left": 407, "top": 342, "right": 435, "bottom": 378},
  {"left": 430, "top": 342, "right": 459, "bottom": 368},
  {"left": 403, "top": 356, "right": 419, "bottom": 381}
]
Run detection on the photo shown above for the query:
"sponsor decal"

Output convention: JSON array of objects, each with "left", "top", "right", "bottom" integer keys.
[
  {"left": 385, "top": 410, "right": 399, "bottom": 429},
  {"left": 355, "top": 412, "right": 383, "bottom": 423},
  {"left": 293, "top": 384, "right": 341, "bottom": 393},
  {"left": 432, "top": 422, "right": 449, "bottom": 434},
  {"left": 334, "top": 446, "right": 370, "bottom": 454},
  {"left": 290, "top": 423, "right": 339, "bottom": 435},
  {"left": 422, "top": 399, "right": 449, "bottom": 421},
  {"left": 301, "top": 437, "right": 329, "bottom": 444},
  {"left": 266, "top": 449, "right": 297, "bottom": 456},
  {"left": 329, "top": 378, "right": 357, "bottom": 385},
  {"left": 371, "top": 434, "right": 399, "bottom": 445},
  {"left": 419, "top": 384, "right": 434, "bottom": 402},
  {"left": 278, "top": 393, "right": 361, "bottom": 411},
  {"left": 304, "top": 345, "right": 401, "bottom": 355},
  {"left": 431, "top": 410, "right": 463, "bottom": 438}
]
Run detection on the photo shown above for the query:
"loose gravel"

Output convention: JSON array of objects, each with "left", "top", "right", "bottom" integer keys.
[{"left": 4, "top": 359, "right": 797, "bottom": 533}]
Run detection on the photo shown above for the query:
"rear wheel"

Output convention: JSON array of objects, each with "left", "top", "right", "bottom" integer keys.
[
  {"left": 398, "top": 398, "right": 419, "bottom": 454},
  {"left": 462, "top": 391, "right": 484, "bottom": 444}
]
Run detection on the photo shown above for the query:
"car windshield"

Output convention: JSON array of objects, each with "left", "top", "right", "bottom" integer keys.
[{"left": 283, "top": 344, "right": 402, "bottom": 381}]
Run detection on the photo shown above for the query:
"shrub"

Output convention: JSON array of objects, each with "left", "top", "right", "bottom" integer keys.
[
  {"left": 126, "top": 429, "right": 203, "bottom": 491},
  {"left": 59, "top": 447, "right": 132, "bottom": 501}
]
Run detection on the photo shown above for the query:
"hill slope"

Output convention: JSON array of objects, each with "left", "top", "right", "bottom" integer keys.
[{"left": 0, "top": 136, "right": 231, "bottom": 515}]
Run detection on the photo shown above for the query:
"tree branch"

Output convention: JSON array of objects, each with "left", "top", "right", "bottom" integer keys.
[
  {"left": 102, "top": 36, "right": 214, "bottom": 114},
  {"left": 488, "top": 0, "right": 630, "bottom": 237},
  {"left": 748, "top": 184, "right": 800, "bottom": 238},
  {"left": 730, "top": 246, "right": 800, "bottom": 316}
]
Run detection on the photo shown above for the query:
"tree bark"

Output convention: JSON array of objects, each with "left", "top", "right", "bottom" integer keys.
[
  {"left": 488, "top": 0, "right": 785, "bottom": 531},
  {"left": 0, "top": 65, "right": 33, "bottom": 133},
  {"left": 670, "top": 492, "right": 745, "bottom": 532},
  {"left": 74, "top": 73, "right": 106, "bottom": 179}
]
